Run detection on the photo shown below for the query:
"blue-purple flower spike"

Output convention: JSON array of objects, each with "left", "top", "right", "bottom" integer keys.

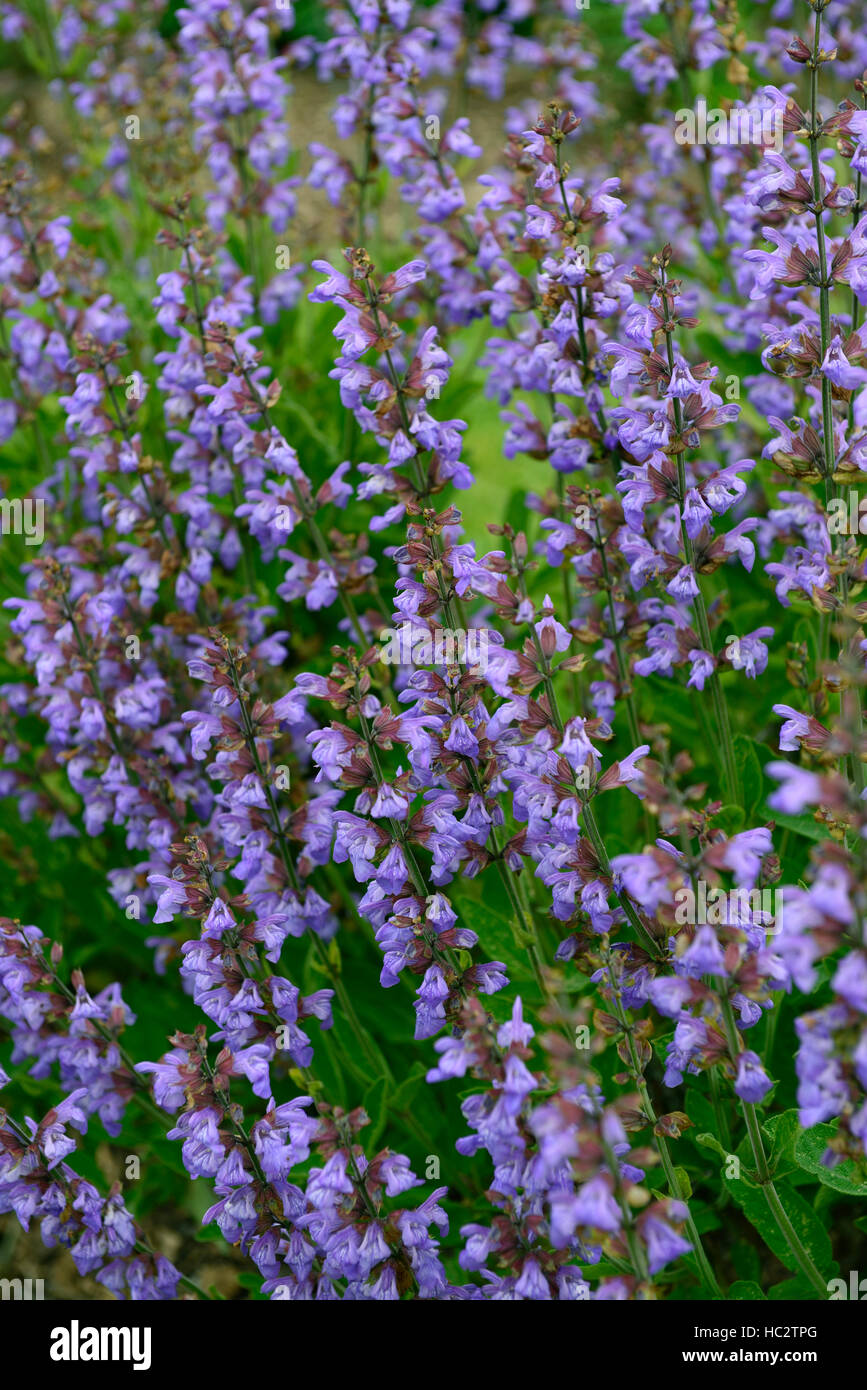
[{"left": 0, "top": 0, "right": 866, "bottom": 1314}]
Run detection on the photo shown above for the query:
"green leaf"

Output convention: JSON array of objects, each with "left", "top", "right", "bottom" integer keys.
[
  {"left": 793, "top": 1122, "right": 867, "bottom": 1195},
  {"left": 727, "top": 1280, "right": 767, "bottom": 1301},
  {"left": 762, "top": 1109, "right": 801, "bottom": 1180},
  {"left": 762, "top": 809, "right": 826, "bottom": 843},
  {"left": 715, "top": 803, "right": 746, "bottom": 834},
  {"left": 724, "top": 1177, "right": 833, "bottom": 1277},
  {"left": 505, "top": 487, "right": 530, "bottom": 536},
  {"left": 683, "top": 1086, "right": 719, "bottom": 1144},
  {"left": 695, "top": 1132, "right": 728, "bottom": 1161},
  {"left": 5, "top": 1072, "right": 57, "bottom": 1099},
  {"left": 386, "top": 1061, "right": 429, "bottom": 1135},
  {"left": 580, "top": 1261, "right": 628, "bottom": 1280},
  {"left": 673, "top": 1165, "right": 693, "bottom": 1200},
  {"left": 362, "top": 1075, "right": 391, "bottom": 1151},
  {"left": 730, "top": 1241, "right": 761, "bottom": 1284},
  {"left": 733, "top": 735, "right": 765, "bottom": 820},
  {"left": 389, "top": 1060, "right": 427, "bottom": 1110},
  {"left": 158, "top": 0, "right": 186, "bottom": 39},
  {"left": 448, "top": 884, "right": 536, "bottom": 985},
  {"left": 768, "top": 1277, "right": 821, "bottom": 1300}
]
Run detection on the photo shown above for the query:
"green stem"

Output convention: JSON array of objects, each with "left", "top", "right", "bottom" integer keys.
[
  {"left": 659, "top": 268, "right": 740, "bottom": 805},
  {"left": 719, "top": 995, "right": 828, "bottom": 1297},
  {"left": 234, "top": 353, "right": 370, "bottom": 647},
  {"left": 605, "top": 954, "right": 723, "bottom": 1297},
  {"left": 708, "top": 1065, "right": 732, "bottom": 1154},
  {"left": 595, "top": 516, "right": 642, "bottom": 749},
  {"left": 228, "top": 647, "right": 390, "bottom": 1082},
  {"left": 600, "top": 1128, "right": 650, "bottom": 1283},
  {"left": 806, "top": 5, "right": 865, "bottom": 791},
  {"left": 357, "top": 85, "right": 376, "bottom": 245}
]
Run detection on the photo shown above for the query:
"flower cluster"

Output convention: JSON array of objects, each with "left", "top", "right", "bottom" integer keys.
[{"left": 0, "top": 0, "right": 865, "bottom": 1305}]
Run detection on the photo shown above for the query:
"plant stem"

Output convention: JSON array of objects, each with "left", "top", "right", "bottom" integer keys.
[
  {"left": 226, "top": 645, "right": 390, "bottom": 1082},
  {"left": 807, "top": 5, "right": 865, "bottom": 792},
  {"left": 719, "top": 995, "right": 828, "bottom": 1297},
  {"left": 659, "top": 268, "right": 740, "bottom": 805},
  {"left": 233, "top": 352, "right": 370, "bottom": 647},
  {"left": 595, "top": 516, "right": 642, "bottom": 749},
  {"left": 605, "top": 954, "right": 723, "bottom": 1297}
]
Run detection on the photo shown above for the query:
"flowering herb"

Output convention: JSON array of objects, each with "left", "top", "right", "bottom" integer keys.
[{"left": 0, "top": 0, "right": 866, "bottom": 1303}]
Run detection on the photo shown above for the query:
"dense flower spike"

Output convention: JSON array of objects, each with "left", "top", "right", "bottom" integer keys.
[
  {"left": 0, "top": 0, "right": 866, "bottom": 1307},
  {"left": 0, "top": 1091, "right": 186, "bottom": 1300}
]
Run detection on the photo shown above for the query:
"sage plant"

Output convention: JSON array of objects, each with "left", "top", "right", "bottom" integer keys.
[{"left": 0, "top": 0, "right": 865, "bottom": 1302}]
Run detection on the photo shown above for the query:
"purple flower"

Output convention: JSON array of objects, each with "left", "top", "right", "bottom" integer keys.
[
  {"left": 572, "top": 1176, "right": 621, "bottom": 1233},
  {"left": 642, "top": 1216, "right": 692, "bottom": 1274},
  {"left": 734, "top": 1051, "right": 773, "bottom": 1104}
]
